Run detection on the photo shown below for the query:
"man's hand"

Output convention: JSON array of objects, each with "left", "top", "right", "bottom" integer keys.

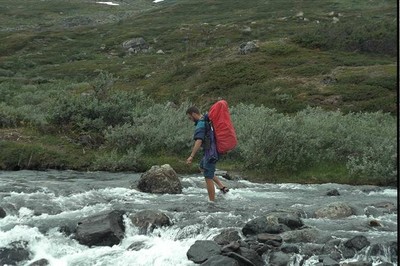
[{"left": 186, "top": 156, "right": 193, "bottom": 164}]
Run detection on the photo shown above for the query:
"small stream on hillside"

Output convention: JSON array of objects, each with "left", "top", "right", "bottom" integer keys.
[{"left": 0, "top": 170, "right": 397, "bottom": 266}]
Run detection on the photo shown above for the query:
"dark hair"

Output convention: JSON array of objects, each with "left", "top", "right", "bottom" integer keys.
[{"left": 186, "top": 106, "right": 200, "bottom": 115}]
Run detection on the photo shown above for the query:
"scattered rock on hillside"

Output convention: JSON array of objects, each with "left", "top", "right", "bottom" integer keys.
[
  {"left": 239, "top": 41, "right": 258, "bottom": 54},
  {"left": 122, "top": 37, "right": 150, "bottom": 54}
]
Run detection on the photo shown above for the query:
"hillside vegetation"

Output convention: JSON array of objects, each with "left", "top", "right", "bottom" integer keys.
[{"left": 0, "top": 0, "right": 397, "bottom": 185}]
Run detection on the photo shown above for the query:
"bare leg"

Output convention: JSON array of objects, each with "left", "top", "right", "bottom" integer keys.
[
  {"left": 205, "top": 178, "right": 216, "bottom": 201},
  {"left": 212, "top": 176, "right": 225, "bottom": 189}
]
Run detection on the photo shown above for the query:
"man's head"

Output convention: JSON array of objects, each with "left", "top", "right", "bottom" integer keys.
[{"left": 186, "top": 106, "right": 201, "bottom": 122}]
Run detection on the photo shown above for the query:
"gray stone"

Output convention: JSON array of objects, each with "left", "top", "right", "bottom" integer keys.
[
  {"left": 130, "top": 210, "right": 171, "bottom": 234},
  {"left": 27, "top": 258, "right": 50, "bottom": 266},
  {"left": 0, "top": 206, "right": 6, "bottom": 218},
  {"left": 326, "top": 189, "right": 340, "bottom": 196},
  {"left": 280, "top": 244, "right": 299, "bottom": 253},
  {"left": 127, "top": 241, "right": 146, "bottom": 251},
  {"left": 214, "top": 229, "right": 241, "bottom": 245},
  {"left": 137, "top": 164, "right": 182, "bottom": 194},
  {"left": 301, "top": 243, "right": 324, "bottom": 256},
  {"left": 269, "top": 251, "right": 291, "bottom": 266},
  {"left": 0, "top": 241, "right": 31, "bottom": 265},
  {"left": 242, "top": 210, "right": 303, "bottom": 236},
  {"left": 281, "top": 228, "right": 322, "bottom": 243},
  {"left": 122, "top": 37, "right": 149, "bottom": 54},
  {"left": 344, "top": 235, "right": 370, "bottom": 251},
  {"left": 74, "top": 210, "right": 125, "bottom": 247},
  {"left": 315, "top": 202, "right": 354, "bottom": 219},
  {"left": 320, "top": 256, "right": 339, "bottom": 266},
  {"left": 201, "top": 255, "right": 239, "bottom": 266},
  {"left": 341, "top": 262, "right": 372, "bottom": 266},
  {"left": 239, "top": 41, "right": 258, "bottom": 55},
  {"left": 187, "top": 240, "right": 221, "bottom": 264}
]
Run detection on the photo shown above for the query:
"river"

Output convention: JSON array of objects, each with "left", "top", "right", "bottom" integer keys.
[{"left": 0, "top": 170, "right": 397, "bottom": 266}]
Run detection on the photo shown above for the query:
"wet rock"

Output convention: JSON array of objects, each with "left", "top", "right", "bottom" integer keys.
[
  {"left": 280, "top": 244, "right": 299, "bottom": 254},
  {"left": 375, "top": 263, "right": 394, "bottom": 266},
  {"left": 315, "top": 202, "right": 354, "bottom": 219},
  {"left": 341, "top": 262, "right": 372, "bottom": 266},
  {"left": 187, "top": 240, "right": 221, "bottom": 264},
  {"left": 301, "top": 243, "right": 324, "bottom": 256},
  {"left": 326, "top": 189, "right": 340, "bottom": 196},
  {"left": 281, "top": 228, "right": 322, "bottom": 243},
  {"left": 0, "top": 241, "right": 31, "bottom": 265},
  {"left": 257, "top": 233, "right": 282, "bottom": 246},
  {"left": 74, "top": 210, "right": 125, "bottom": 247},
  {"left": 268, "top": 251, "right": 291, "bottom": 266},
  {"left": 344, "top": 235, "right": 370, "bottom": 251},
  {"left": 242, "top": 211, "right": 303, "bottom": 236},
  {"left": 339, "top": 243, "right": 356, "bottom": 259},
  {"left": 235, "top": 247, "right": 265, "bottom": 266},
  {"left": 0, "top": 206, "right": 6, "bottom": 218},
  {"left": 322, "top": 238, "right": 341, "bottom": 253},
  {"left": 137, "top": 164, "right": 182, "bottom": 194},
  {"left": 127, "top": 241, "right": 146, "bottom": 251},
  {"left": 225, "top": 252, "right": 255, "bottom": 266},
  {"left": 368, "top": 219, "right": 381, "bottom": 227},
  {"left": 239, "top": 41, "right": 258, "bottom": 55},
  {"left": 371, "top": 202, "right": 397, "bottom": 213},
  {"left": 201, "top": 255, "right": 239, "bottom": 266},
  {"left": 27, "top": 258, "right": 50, "bottom": 266},
  {"left": 129, "top": 210, "right": 171, "bottom": 234},
  {"left": 318, "top": 255, "right": 339, "bottom": 266},
  {"left": 364, "top": 206, "right": 385, "bottom": 218},
  {"left": 214, "top": 229, "right": 241, "bottom": 245},
  {"left": 369, "top": 242, "right": 397, "bottom": 263},
  {"left": 221, "top": 241, "right": 241, "bottom": 253}
]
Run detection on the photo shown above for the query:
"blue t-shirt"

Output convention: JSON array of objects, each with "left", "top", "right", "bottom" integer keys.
[{"left": 193, "top": 118, "right": 206, "bottom": 142}]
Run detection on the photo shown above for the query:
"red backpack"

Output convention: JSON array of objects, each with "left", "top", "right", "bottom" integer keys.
[{"left": 208, "top": 100, "right": 237, "bottom": 154}]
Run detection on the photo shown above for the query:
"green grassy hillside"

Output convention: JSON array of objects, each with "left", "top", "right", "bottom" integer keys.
[{"left": 0, "top": 0, "right": 397, "bottom": 185}]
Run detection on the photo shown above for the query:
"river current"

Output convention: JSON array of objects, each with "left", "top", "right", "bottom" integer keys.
[{"left": 0, "top": 170, "right": 397, "bottom": 266}]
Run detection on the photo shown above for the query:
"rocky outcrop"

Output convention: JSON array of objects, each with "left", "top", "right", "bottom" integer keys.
[
  {"left": 314, "top": 202, "right": 354, "bottom": 219},
  {"left": 137, "top": 164, "right": 182, "bottom": 194},
  {"left": 74, "top": 210, "right": 125, "bottom": 247},
  {"left": 129, "top": 210, "right": 172, "bottom": 234}
]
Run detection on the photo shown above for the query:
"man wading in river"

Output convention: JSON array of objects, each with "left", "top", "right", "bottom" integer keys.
[{"left": 186, "top": 106, "right": 229, "bottom": 201}]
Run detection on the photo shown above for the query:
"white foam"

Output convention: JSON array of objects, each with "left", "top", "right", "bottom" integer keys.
[{"left": 96, "top": 1, "right": 119, "bottom": 6}]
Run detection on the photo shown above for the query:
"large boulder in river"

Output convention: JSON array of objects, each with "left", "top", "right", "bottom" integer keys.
[
  {"left": 129, "top": 210, "right": 172, "bottom": 234},
  {"left": 187, "top": 240, "right": 221, "bottom": 264},
  {"left": 315, "top": 201, "right": 354, "bottom": 219},
  {"left": 137, "top": 164, "right": 182, "bottom": 194},
  {"left": 242, "top": 210, "right": 304, "bottom": 235},
  {"left": 74, "top": 210, "right": 125, "bottom": 247}
]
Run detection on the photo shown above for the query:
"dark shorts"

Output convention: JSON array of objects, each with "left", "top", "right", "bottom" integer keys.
[{"left": 199, "top": 157, "right": 216, "bottom": 179}]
